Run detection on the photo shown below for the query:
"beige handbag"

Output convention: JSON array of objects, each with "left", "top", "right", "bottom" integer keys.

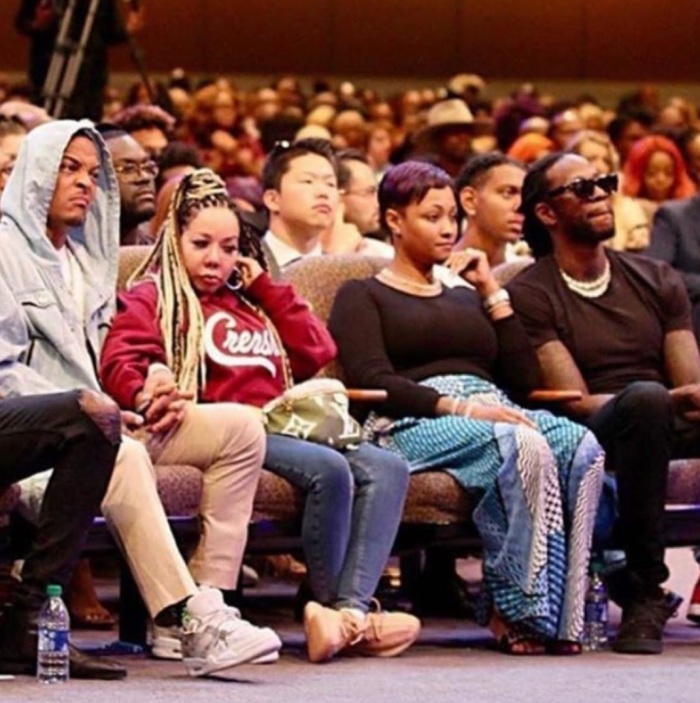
[
  {"left": 239, "top": 294, "right": 363, "bottom": 449},
  {"left": 262, "top": 377, "right": 363, "bottom": 449}
]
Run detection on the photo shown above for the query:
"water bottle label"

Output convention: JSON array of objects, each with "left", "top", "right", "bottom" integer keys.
[
  {"left": 584, "top": 601, "right": 608, "bottom": 624},
  {"left": 39, "top": 629, "right": 69, "bottom": 653}
]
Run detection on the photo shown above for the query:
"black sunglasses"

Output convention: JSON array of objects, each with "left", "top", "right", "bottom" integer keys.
[{"left": 546, "top": 173, "right": 618, "bottom": 201}]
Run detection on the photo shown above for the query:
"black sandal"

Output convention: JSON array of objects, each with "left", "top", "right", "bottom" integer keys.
[
  {"left": 545, "top": 640, "right": 582, "bottom": 656},
  {"left": 495, "top": 632, "right": 547, "bottom": 656}
]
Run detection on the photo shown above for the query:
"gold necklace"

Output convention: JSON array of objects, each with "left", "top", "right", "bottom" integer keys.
[
  {"left": 376, "top": 267, "right": 442, "bottom": 297},
  {"left": 559, "top": 260, "right": 611, "bottom": 299}
]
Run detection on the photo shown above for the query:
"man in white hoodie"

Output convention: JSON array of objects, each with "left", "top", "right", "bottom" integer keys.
[{"left": 0, "top": 120, "right": 281, "bottom": 678}]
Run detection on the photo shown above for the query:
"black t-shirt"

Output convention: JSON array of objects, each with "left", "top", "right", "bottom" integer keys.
[
  {"left": 508, "top": 251, "right": 691, "bottom": 395},
  {"left": 328, "top": 277, "right": 540, "bottom": 419}
]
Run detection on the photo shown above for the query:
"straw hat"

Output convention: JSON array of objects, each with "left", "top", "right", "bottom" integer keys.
[
  {"left": 414, "top": 99, "right": 474, "bottom": 151},
  {"left": 447, "top": 73, "right": 486, "bottom": 96}
]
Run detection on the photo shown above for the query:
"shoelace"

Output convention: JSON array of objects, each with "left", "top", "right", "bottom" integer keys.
[
  {"left": 339, "top": 610, "right": 367, "bottom": 647},
  {"left": 361, "top": 599, "right": 386, "bottom": 643},
  {"left": 186, "top": 605, "right": 244, "bottom": 636}
]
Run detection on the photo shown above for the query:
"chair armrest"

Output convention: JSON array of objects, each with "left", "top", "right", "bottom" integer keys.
[
  {"left": 347, "top": 389, "right": 581, "bottom": 404},
  {"left": 347, "top": 389, "right": 388, "bottom": 402},
  {"left": 527, "top": 389, "right": 583, "bottom": 403}
]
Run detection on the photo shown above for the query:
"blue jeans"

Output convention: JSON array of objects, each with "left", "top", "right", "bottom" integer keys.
[{"left": 264, "top": 436, "right": 409, "bottom": 612}]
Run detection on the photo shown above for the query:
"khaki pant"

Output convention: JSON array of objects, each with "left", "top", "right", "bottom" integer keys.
[{"left": 100, "top": 403, "right": 265, "bottom": 618}]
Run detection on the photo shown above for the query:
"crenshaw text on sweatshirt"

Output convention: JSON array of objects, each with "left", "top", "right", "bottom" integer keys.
[{"left": 100, "top": 272, "right": 336, "bottom": 409}]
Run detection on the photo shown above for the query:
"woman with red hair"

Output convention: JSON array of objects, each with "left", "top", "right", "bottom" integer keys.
[
  {"left": 506, "top": 133, "right": 554, "bottom": 164},
  {"left": 622, "top": 135, "right": 696, "bottom": 220}
]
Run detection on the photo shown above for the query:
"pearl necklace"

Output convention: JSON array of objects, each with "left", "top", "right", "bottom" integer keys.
[
  {"left": 559, "top": 260, "right": 611, "bottom": 299},
  {"left": 376, "top": 268, "right": 442, "bottom": 297}
]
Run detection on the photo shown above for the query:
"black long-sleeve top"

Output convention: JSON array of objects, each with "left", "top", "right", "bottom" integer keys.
[{"left": 328, "top": 278, "right": 541, "bottom": 419}]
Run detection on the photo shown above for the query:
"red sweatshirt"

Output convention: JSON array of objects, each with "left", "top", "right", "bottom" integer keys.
[{"left": 100, "top": 273, "right": 336, "bottom": 409}]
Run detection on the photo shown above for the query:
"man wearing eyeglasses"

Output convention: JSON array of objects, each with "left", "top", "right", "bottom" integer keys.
[
  {"left": 508, "top": 152, "right": 700, "bottom": 655},
  {"left": 320, "top": 149, "right": 393, "bottom": 257},
  {"left": 98, "top": 125, "right": 157, "bottom": 245},
  {"left": 338, "top": 150, "right": 381, "bottom": 238}
]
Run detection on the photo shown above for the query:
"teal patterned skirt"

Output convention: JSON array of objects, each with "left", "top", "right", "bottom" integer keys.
[{"left": 366, "top": 374, "right": 605, "bottom": 641}]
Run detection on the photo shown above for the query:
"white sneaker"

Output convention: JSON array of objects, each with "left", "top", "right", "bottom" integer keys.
[
  {"left": 242, "top": 564, "right": 260, "bottom": 588},
  {"left": 151, "top": 621, "right": 279, "bottom": 664},
  {"left": 180, "top": 589, "right": 282, "bottom": 676},
  {"left": 151, "top": 622, "right": 182, "bottom": 661}
]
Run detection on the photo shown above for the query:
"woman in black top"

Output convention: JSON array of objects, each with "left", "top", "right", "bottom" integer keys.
[{"left": 329, "top": 161, "right": 605, "bottom": 654}]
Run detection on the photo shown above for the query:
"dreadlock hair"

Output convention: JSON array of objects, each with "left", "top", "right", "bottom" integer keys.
[
  {"left": 129, "top": 167, "right": 261, "bottom": 397},
  {"left": 520, "top": 151, "right": 568, "bottom": 259}
]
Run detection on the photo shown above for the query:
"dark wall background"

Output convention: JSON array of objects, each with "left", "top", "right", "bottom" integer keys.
[{"left": 1, "top": 1, "right": 698, "bottom": 81}]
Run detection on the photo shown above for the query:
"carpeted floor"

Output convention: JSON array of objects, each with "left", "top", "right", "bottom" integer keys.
[{"left": 2, "top": 549, "right": 700, "bottom": 703}]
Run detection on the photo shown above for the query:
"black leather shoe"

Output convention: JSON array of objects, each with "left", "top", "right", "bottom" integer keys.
[
  {"left": 0, "top": 604, "right": 127, "bottom": 680},
  {"left": 68, "top": 644, "right": 127, "bottom": 680}
]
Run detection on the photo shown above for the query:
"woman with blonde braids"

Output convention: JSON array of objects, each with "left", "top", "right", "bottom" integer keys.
[{"left": 100, "top": 168, "right": 420, "bottom": 664}]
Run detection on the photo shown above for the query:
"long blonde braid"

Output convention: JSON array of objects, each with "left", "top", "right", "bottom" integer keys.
[{"left": 128, "top": 168, "right": 232, "bottom": 398}]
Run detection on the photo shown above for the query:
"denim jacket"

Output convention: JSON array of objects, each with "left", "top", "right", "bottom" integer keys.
[{"left": 0, "top": 120, "right": 120, "bottom": 397}]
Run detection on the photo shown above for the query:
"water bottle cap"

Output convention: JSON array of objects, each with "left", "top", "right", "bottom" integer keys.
[{"left": 46, "top": 584, "right": 62, "bottom": 597}]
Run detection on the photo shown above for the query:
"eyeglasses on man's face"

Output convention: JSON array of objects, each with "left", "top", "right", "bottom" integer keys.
[
  {"left": 546, "top": 173, "right": 619, "bottom": 201},
  {"left": 113, "top": 160, "right": 159, "bottom": 181},
  {"left": 343, "top": 185, "right": 379, "bottom": 199}
]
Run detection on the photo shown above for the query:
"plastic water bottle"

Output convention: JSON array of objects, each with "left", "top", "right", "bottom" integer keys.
[
  {"left": 582, "top": 563, "right": 608, "bottom": 651},
  {"left": 36, "top": 584, "right": 70, "bottom": 683}
]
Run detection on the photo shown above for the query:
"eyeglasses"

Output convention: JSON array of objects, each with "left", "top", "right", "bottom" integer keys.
[
  {"left": 113, "top": 160, "right": 159, "bottom": 181},
  {"left": 546, "top": 173, "right": 618, "bottom": 201},
  {"left": 343, "top": 185, "right": 378, "bottom": 198}
]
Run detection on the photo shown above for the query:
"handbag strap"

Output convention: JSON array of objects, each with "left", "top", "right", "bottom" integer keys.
[{"left": 235, "top": 292, "right": 294, "bottom": 391}]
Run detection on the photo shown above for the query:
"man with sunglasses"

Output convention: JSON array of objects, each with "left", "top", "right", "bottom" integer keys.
[
  {"left": 98, "top": 125, "right": 157, "bottom": 245},
  {"left": 508, "top": 152, "right": 700, "bottom": 655}
]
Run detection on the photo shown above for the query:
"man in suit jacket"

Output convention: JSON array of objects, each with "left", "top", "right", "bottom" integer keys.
[{"left": 647, "top": 196, "right": 700, "bottom": 341}]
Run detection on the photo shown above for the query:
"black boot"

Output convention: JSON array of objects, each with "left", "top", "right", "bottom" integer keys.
[
  {"left": 612, "top": 594, "right": 669, "bottom": 655},
  {"left": 606, "top": 567, "right": 683, "bottom": 621},
  {"left": 0, "top": 605, "right": 127, "bottom": 679}
]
